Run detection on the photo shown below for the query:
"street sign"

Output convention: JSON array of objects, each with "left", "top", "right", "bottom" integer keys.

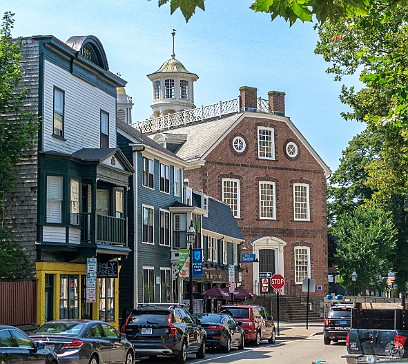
[
  {"left": 273, "top": 288, "right": 283, "bottom": 293},
  {"left": 302, "top": 278, "right": 316, "bottom": 292},
  {"left": 261, "top": 285, "right": 269, "bottom": 292},
  {"left": 270, "top": 274, "right": 285, "bottom": 289},
  {"left": 261, "top": 278, "right": 269, "bottom": 293},
  {"left": 242, "top": 253, "right": 256, "bottom": 262},
  {"left": 259, "top": 272, "right": 272, "bottom": 278}
]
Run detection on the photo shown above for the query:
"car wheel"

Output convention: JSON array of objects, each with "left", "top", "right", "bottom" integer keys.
[
  {"left": 238, "top": 334, "right": 245, "bottom": 350},
  {"left": 196, "top": 338, "right": 206, "bottom": 359},
  {"left": 254, "top": 330, "right": 261, "bottom": 346},
  {"left": 223, "top": 336, "right": 231, "bottom": 353},
  {"left": 89, "top": 354, "right": 98, "bottom": 364},
  {"left": 125, "top": 350, "right": 133, "bottom": 364},
  {"left": 176, "top": 340, "right": 187, "bottom": 364},
  {"left": 324, "top": 336, "right": 331, "bottom": 345},
  {"left": 268, "top": 329, "right": 276, "bottom": 344}
]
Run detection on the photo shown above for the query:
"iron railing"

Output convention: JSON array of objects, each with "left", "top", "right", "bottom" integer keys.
[
  {"left": 132, "top": 97, "right": 273, "bottom": 134},
  {"left": 80, "top": 212, "right": 127, "bottom": 246}
]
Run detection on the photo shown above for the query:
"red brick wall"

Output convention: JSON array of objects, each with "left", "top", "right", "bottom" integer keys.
[{"left": 185, "top": 114, "right": 328, "bottom": 297}]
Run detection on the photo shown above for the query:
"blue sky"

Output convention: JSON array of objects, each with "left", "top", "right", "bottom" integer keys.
[{"left": 3, "top": 0, "right": 365, "bottom": 171}]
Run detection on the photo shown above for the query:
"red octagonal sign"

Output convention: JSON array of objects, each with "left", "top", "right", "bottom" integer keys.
[{"left": 270, "top": 274, "right": 285, "bottom": 289}]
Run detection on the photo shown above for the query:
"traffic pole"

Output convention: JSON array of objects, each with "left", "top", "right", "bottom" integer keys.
[{"left": 277, "top": 291, "right": 280, "bottom": 336}]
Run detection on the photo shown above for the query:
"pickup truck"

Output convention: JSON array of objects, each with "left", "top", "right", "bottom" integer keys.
[{"left": 345, "top": 306, "right": 408, "bottom": 363}]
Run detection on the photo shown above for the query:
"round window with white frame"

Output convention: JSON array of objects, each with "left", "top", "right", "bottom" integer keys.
[
  {"left": 232, "top": 136, "right": 246, "bottom": 154},
  {"left": 285, "top": 141, "right": 299, "bottom": 159}
]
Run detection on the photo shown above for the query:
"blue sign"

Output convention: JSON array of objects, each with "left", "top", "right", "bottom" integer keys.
[
  {"left": 242, "top": 253, "right": 256, "bottom": 262},
  {"left": 192, "top": 248, "right": 203, "bottom": 277}
]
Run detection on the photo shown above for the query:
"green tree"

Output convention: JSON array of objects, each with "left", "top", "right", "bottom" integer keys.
[
  {"left": 333, "top": 204, "right": 397, "bottom": 294},
  {"left": 0, "top": 230, "right": 32, "bottom": 281},
  {"left": 0, "top": 12, "right": 37, "bottom": 214},
  {"left": 0, "top": 12, "right": 37, "bottom": 280},
  {"left": 156, "top": 0, "right": 407, "bottom": 24},
  {"left": 316, "top": 1, "right": 408, "bottom": 299}
]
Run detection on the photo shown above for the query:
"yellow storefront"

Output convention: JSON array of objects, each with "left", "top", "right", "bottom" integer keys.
[{"left": 36, "top": 262, "right": 120, "bottom": 329}]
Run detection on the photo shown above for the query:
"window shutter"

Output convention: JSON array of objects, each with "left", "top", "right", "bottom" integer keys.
[{"left": 47, "top": 176, "right": 62, "bottom": 223}]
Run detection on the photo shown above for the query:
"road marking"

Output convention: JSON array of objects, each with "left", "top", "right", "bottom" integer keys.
[{"left": 194, "top": 343, "right": 286, "bottom": 363}]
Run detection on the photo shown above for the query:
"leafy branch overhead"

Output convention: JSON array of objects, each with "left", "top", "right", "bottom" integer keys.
[{"left": 157, "top": 0, "right": 374, "bottom": 24}]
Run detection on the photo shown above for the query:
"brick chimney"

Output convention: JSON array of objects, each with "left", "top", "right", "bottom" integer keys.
[
  {"left": 268, "top": 91, "right": 285, "bottom": 116},
  {"left": 239, "top": 86, "right": 258, "bottom": 111}
]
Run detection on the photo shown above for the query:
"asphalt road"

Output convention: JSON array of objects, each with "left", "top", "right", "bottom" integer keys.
[{"left": 134, "top": 335, "right": 348, "bottom": 364}]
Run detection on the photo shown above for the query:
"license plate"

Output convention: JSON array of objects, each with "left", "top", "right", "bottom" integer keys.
[
  {"left": 141, "top": 328, "right": 152, "bottom": 335},
  {"left": 339, "top": 320, "right": 348, "bottom": 325},
  {"left": 366, "top": 355, "right": 377, "bottom": 363}
]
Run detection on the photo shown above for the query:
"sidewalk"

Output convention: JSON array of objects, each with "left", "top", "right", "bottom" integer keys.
[{"left": 275, "top": 321, "right": 323, "bottom": 340}]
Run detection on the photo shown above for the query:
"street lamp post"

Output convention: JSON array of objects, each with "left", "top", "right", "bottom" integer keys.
[
  {"left": 186, "top": 220, "right": 196, "bottom": 314},
  {"left": 352, "top": 271, "right": 357, "bottom": 296}
]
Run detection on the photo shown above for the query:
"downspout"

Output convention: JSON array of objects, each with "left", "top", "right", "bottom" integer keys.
[{"left": 132, "top": 148, "right": 138, "bottom": 306}]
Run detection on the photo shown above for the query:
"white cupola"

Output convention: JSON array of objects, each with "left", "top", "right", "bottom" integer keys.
[
  {"left": 116, "top": 87, "right": 134, "bottom": 124},
  {"left": 147, "top": 30, "right": 199, "bottom": 117}
]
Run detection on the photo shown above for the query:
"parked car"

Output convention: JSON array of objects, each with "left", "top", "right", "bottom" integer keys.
[
  {"left": 30, "top": 319, "right": 134, "bottom": 364},
  {"left": 0, "top": 324, "right": 59, "bottom": 363},
  {"left": 196, "top": 312, "right": 245, "bottom": 352},
  {"left": 121, "top": 303, "right": 206, "bottom": 363},
  {"left": 324, "top": 304, "right": 352, "bottom": 345},
  {"left": 220, "top": 304, "right": 276, "bottom": 345}
]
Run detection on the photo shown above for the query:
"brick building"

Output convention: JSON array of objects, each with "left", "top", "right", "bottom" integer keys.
[{"left": 134, "top": 80, "right": 330, "bottom": 298}]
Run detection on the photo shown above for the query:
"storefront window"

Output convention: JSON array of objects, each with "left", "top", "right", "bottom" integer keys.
[
  {"left": 81, "top": 276, "right": 92, "bottom": 319},
  {"left": 99, "top": 278, "right": 114, "bottom": 322},
  {"left": 45, "top": 274, "right": 54, "bottom": 322},
  {"left": 60, "top": 275, "right": 79, "bottom": 319}
]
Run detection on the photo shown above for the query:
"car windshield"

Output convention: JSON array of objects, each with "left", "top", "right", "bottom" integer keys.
[
  {"left": 328, "top": 309, "right": 351, "bottom": 318},
  {"left": 129, "top": 311, "right": 169, "bottom": 325},
  {"left": 198, "top": 315, "right": 223, "bottom": 323},
  {"left": 222, "top": 308, "right": 249, "bottom": 319},
  {"left": 36, "top": 322, "right": 85, "bottom": 335}
]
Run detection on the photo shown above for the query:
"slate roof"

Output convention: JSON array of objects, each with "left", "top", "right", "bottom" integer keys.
[
  {"left": 203, "top": 197, "right": 243, "bottom": 240},
  {"left": 117, "top": 120, "right": 185, "bottom": 162},
  {"left": 154, "top": 113, "right": 242, "bottom": 162}
]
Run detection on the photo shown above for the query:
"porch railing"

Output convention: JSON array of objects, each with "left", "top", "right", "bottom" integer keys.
[{"left": 80, "top": 212, "right": 127, "bottom": 246}]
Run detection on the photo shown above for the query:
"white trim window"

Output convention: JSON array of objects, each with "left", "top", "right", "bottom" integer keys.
[
  {"left": 294, "top": 246, "right": 310, "bottom": 284},
  {"left": 159, "top": 210, "right": 170, "bottom": 247},
  {"left": 143, "top": 267, "right": 155, "bottom": 303},
  {"left": 142, "top": 157, "right": 154, "bottom": 189},
  {"left": 259, "top": 181, "right": 276, "bottom": 219},
  {"left": 160, "top": 163, "right": 170, "bottom": 193},
  {"left": 70, "top": 179, "right": 79, "bottom": 225},
  {"left": 142, "top": 205, "right": 154, "bottom": 244},
  {"left": 53, "top": 87, "right": 64, "bottom": 138},
  {"left": 160, "top": 268, "right": 172, "bottom": 303},
  {"left": 173, "top": 214, "right": 186, "bottom": 249},
  {"left": 154, "top": 80, "right": 161, "bottom": 100},
  {"left": 100, "top": 110, "right": 109, "bottom": 148},
  {"left": 293, "top": 183, "right": 310, "bottom": 221},
  {"left": 222, "top": 178, "right": 240, "bottom": 218},
  {"left": 47, "top": 176, "right": 63, "bottom": 223},
  {"left": 233, "top": 243, "right": 238, "bottom": 266},
  {"left": 222, "top": 240, "right": 227, "bottom": 265},
  {"left": 174, "top": 168, "right": 180, "bottom": 197},
  {"left": 207, "top": 236, "right": 213, "bottom": 262},
  {"left": 165, "top": 79, "right": 175, "bottom": 98},
  {"left": 180, "top": 80, "right": 189, "bottom": 99},
  {"left": 213, "top": 238, "right": 218, "bottom": 264},
  {"left": 257, "top": 126, "right": 275, "bottom": 160}
]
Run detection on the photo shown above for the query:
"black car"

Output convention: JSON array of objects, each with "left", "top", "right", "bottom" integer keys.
[
  {"left": 324, "top": 304, "right": 353, "bottom": 345},
  {"left": 196, "top": 313, "right": 245, "bottom": 352},
  {"left": 122, "top": 303, "right": 206, "bottom": 363},
  {"left": 0, "top": 325, "right": 59, "bottom": 363},
  {"left": 30, "top": 319, "right": 134, "bottom": 364}
]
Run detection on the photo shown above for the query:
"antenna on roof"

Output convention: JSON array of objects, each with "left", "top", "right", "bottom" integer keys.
[{"left": 171, "top": 29, "right": 176, "bottom": 59}]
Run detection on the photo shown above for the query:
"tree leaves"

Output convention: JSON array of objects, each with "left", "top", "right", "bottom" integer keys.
[{"left": 158, "top": 0, "right": 205, "bottom": 22}]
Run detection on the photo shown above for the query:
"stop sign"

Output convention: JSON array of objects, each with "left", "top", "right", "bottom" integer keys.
[{"left": 270, "top": 274, "right": 285, "bottom": 289}]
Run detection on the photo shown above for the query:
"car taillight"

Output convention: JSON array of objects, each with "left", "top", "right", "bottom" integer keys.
[
  {"left": 394, "top": 334, "right": 407, "bottom": 347},
  {"left": 208, "top": 325, "right": 224, "bottom": 331},
  {"left": 168, "top": 314, "right": 177, "bottom": 337},
  {"left": 242, "top": 322, "right": 255, "bottom": 330},
  {"left": 324, "top": 318, "right": 329, "bottom": 326},
  {"left": 346, "top": 332, "right": 350, "bottom": 346},
  {"left": 63, "top": 339, "right": 84, "bottom": 348}
]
